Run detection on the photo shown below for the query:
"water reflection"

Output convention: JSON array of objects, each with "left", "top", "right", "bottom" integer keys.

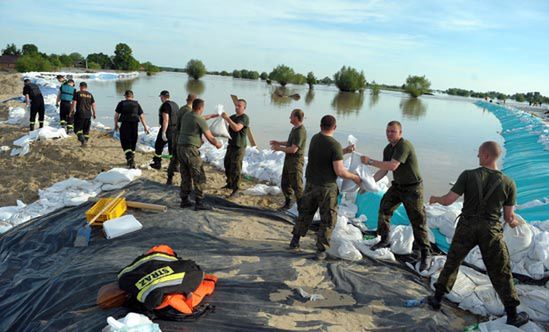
[
  {"left": 369, "top": 93, "right": 379, "bottom": 108},
  {"left": 114, "top": 79, "right": 136, "bottom": 96},
  {"left": 186, "top": 79, "right": 205, "bottom": 95},
  {"left": 400, "top": 98, "right": 427, "bottom": 120},
  {"left": 331, "top": 92, "right": 364, "bottom": 115},
  {"left": 270, "top": 87, "right": 298, "bottom": 106},
  {"left": 305, "top": 90, "right": 315, "bottom": 105}
]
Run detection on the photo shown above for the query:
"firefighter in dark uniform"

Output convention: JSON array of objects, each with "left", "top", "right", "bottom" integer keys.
[
  {"left": 70, "top": 82, "right": 96, "bottom": 147},
  {"left": 177, "top": 99, "right": 222, "bottom": 210},
  {"left": 360, "top": 120, "right": 432, "bottom": 271},
  {"left": 289, "top": 115, "right": 360, "bottom": 260},
  {"left": 270, "top": 108, "right": 307, "bottom": 210},
  {"left": 426, "top": 141, "right": 529, "bottom": 328},
  {"left": 114, "top": 90, "right": 150, "bottom": 168},
  {"left": 221, "top": 98, "right": 249, "bottom": 198},
  {"left": 150, "top": 90, "right": 179, "bottom": 173},
  {"left": 56, "top": 79, "right": 76, "bottom": 133},
  {"left": 22, "top": 79, "right": 45, "bottom": 131}
]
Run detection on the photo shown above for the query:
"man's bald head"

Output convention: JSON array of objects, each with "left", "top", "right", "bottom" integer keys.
[{"left": 480, "top": 141, "right": 502, "bottom": 159}]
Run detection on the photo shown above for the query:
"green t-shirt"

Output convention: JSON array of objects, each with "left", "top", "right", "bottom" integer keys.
[
  {"left": 286, "top": 125, "right": 307, "bottom": 157},
  {"left": 305, "top": 133, "right": 343, "bottom": 186},
  {"left": 177, "top": 111, "right": 209, "bottom": 148},
  {"left": 383, "top": 138, "right": 422, "bottom": 185},
  {"left": 228, "top": 113, "right": 249, "bottom": 148},
  {"left": 451, "top": 167, "right": 516, "bottom": 221}
]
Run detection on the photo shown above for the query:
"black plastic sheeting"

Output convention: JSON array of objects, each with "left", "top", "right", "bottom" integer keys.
[{"left": 0, "top": 180, "right": 478, "bottom": 331}]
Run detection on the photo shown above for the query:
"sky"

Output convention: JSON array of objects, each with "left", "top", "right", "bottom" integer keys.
[{"left": 1, "top": 0, "right": 548, "bottom": 95}]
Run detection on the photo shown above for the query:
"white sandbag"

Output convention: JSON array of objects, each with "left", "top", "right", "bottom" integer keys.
[
  {"left": 459, "top": 292, "right": 488, "bottom": 316},
  {"left": 136, "top": 143, "right": 155, "bottom": 153},
  {"left": 95, "top": 168, "right": 142, "bottom": 185},
  {"left": 504, "top": 223, "right": 533, "bottom": 255},
  {"left": 13, "top": 134, "right": 32, "bottom": 147},
  {"left": 516, "top": 285, "right": 549, "bottom": 322},
  {"left": 357, "top": 166, "right": 383, "bottom": 192},
  {"left": 327, "top": 241, "right": 363, "bottom": 261},
  {"left": 331, "top": 216, "right": 363, "bottom": 242},
  {"left": 528, "top": 231, "right": 549, "bottom": 269},
  {"left": 431, "top": 268, "right": 476, "bottom": 303},
  {"left": 243, "top": 184, "right": 282, "bottom": 196},
  {"left": 340, "top": 152, "right": 362, "bottom": 192},
  {"left": 37, "top": 126, "right": 68, "bottom": 140},
  {"left": 479, "top": 315, "right": 545, "bottom": 332},
  {"left": 338, "top": 202, "right": 358, "bottom": 218},
  {"left": 474, "top": 284, "right": 504, "bottom": 316},
  {"left": 103, "top": 312, "right": 160, "bottom": 332},
  {"left": 390, "top": 225, "right": 414, "bottom": 255},
  {"left": 103, "top": 215, "right": 143, "bottom": 239},
  {"left": 355, "top": 241, "right": 396, "bottom": 262},
  {"left": 464, "top": 246, "right": 486, "bottom": 271},
  {"left": 209, "top": 104, "right": 230, "bottom": 138}
]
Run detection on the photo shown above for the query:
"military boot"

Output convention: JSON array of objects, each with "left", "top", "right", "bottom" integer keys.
[
  {"left": 149, "top": 156, "right": 161, "bottom": 170},
  {"left": 370, "top": 235, "right": 390, "bottom": 250},
  {"left": 419, "top": 249, "right": 432, "bottom": 272},
  {"left": 280, "top": 198, "right": 292, "bottom": 210},
  {"left": 289, "top": 234, "right": 301, "bottom": 249},
  {"left": 505, "top": 307, "right": 529, "bottom": 327}
]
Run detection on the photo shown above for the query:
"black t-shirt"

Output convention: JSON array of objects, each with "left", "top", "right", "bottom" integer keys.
[
  {"left": 158, "top": 100, "right": 179, "bottom": 127},
  {"left": 116, "top": 100, "right": 144, "bottom": 122},
  {"left": 22, "top": 83, "right": 43, "bottom": 101},
  {"left": 73, "top": 90, "right": 95, "bottom": 118}
]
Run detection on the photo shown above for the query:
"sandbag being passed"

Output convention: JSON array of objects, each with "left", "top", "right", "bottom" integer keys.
[{"left": 209, "top": 104, "right": 230, "bottom": 138}]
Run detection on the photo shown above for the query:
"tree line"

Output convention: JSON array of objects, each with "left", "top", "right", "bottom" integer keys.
[
  {"left": 2, "top": 43, "right": 160, "bottom": 75},
  {"left": 445, "top": 88, "right": 547, "bottom": 105}
]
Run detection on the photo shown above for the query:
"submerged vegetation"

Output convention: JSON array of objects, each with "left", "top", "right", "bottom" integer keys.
[
  {"left": 333, "top": 66, "right": 366, "bottom": 93},
  {"left": 404, "top": 75, "right": 431, "bottom": 98}
]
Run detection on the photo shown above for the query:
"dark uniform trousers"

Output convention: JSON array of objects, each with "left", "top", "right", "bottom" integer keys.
[
  {"left": 59, "top": 101, "right": 73, "bottom": 131},
  {"left": 29, "top": 96, "right": 45, "bottom": 130},
  {"left": 120, "top": 122, "right": 138, "bottom": 161},
  {"left": 292, "top": 183, "right": 339, "bottom": 252},
  {"left": 167, "top": 131, "right": 179, "bottom": 178},
  {"left": 178, "top": 145, "right": 206, "bottom": 200},
  {"left": 377, "top": 182, "right": 431, "bottom": 251},
  {"left": 153, "top": 128, "right": 175, "bottom": 162},
  {"left": 224, "top": 144, "right": 246, "bottom": 190},
  {"left": 281, "top": 155, "right": 304, "bottom": 203},
  {"left": 74, "top": 117, "right": 91, "bottom": 143},
  {"left": 434, "top": 216, "right": 520, "bottom": 308}
]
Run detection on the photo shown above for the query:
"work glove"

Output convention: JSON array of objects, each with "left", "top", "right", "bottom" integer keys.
[{"left": 162, "top": 131, "right": 168, "bottom": 142}]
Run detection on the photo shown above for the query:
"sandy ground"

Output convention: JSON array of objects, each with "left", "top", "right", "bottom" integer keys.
[{"left": 0, "top": 73, "right": 284, "bottom": 209}]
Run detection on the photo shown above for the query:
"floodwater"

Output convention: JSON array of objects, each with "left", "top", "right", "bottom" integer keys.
[{"left": 86, "top": 72, "right": 503, "bottom": 196}]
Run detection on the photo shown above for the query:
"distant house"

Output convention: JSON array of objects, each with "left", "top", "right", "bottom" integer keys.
[{"left": 0, "top": 55, "right": 19, "bottom": 71}]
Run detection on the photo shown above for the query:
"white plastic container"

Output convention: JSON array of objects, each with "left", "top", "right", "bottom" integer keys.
[{"left": 103, "top": 215, "right": 143, "bottom": 239}]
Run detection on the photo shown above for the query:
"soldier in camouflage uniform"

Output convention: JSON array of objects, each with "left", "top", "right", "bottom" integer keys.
[
  {"left": 177, "top": 98, "right": 222, "bottom": 210},
  {"left": 289, "top": 115, "right": 361, "bottom": 260},
  {"left": 360, "top": 120, "right": 432, "bottom": 271},
  {"left": 427, "top": 141, "right": 529, "bottom": 328},
  {"left": 270, "top": 109, "right": 307, "bottom": 210}
]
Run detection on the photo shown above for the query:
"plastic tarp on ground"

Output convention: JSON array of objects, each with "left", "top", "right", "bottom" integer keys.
[{"left": 0, "top": 180, "right": 482, "bottom": 332}]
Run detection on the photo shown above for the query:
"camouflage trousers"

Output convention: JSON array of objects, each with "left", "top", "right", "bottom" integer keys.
[
  {"left": 378, "top": 182, "right": 431, "bottom": 251},
  {"left": 434, "top": 217, "right": 520, "bottom": 308},
  {"left": 224, "top": 145, "right": 245, "bottom": 190},
  {"left": 292, "top": 183, "right": 338, "bottom": 252},
  {"left": 178, "top": 145, "right": 206, "bottom": 200},
  {"left": 281, "top": 155, "right": 304, "bottom": 202}
]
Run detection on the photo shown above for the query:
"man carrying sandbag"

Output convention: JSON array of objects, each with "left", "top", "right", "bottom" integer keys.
[
  {"left": 426, "top": 141, "right": 529, "bottom": 327},
  {"left": 177, "top": 98, "right": 222, "bottom": 210},
  {"left": 70, "top": 82, "right": 96, "bottom": 147},
  {"left": 22, "top": 79, "right": 45, "bottom": 131},
  {"left": 270, "top": 109, "right": 307, "bottom": 210},
  {"left": 289, "top": 115, "right": 360, "bottom": 260},
  {"left": 360, "top": 120, "right": 432, "bottom": 271},
  {"left": 221, "top": 98, "right": 249, "bottom": 198}
]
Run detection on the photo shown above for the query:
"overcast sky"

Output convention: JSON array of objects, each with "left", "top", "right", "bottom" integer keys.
[{"left": 1, "top": 0, "right": 548, "bottom": 94}]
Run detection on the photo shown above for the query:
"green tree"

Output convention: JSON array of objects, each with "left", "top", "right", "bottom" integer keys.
[
  {"left": 48, "top": 54, "right": 62, "bottom": 69},
  {"left": 185, "top": 59, "right": 206, "bottom": 79},
  {"left": 141, "top": 61, "right": 160, "bottom": 74},
  {"left": 87, "top": 61, "right": 101, "bottom": 70},
  {"left": 16, "top": 54, "right": 52, "bottom": 72},
  {"left": 292, "top": 73, "right": 306, "bottom": 85},
  {"left": 404, "top": 75, "right": 431, "bottom": 97},
  {"left": 248, "top": 70, "right": 260, "bottom": 80},
  {"left": 260, "top": 72, "right": 268, "bottom": 80},
  {"left": 333, "top": 66, "right": 366, "bottom": 92},
  {"left": 269, "top": 65, "right": 295, "bottom": 86},
  {"left": 319, "top": 76, "right": 333, "bottom": 85},
  {"left": 2, "top": 43, "right": 20, "bottom": 56},
  {"left": 69, "top": 52, "right": 84, "bottom": 65},
  {"left": 21, "top": 44, "right": 38, "bottom": 56},
  {"left": 58, "top": 54, "right": 73, "bottom": 67},
  {"left": 87, "top": 52, "right": 112, "bottom": 69},
  {"left": 220, "top": 70, "right": 230, "bottom": 76},
  {"left": 306, "top": 71, "right": 317, "bottom": 89},
  {"left": 232, "top": 69, "right": 242, "bottom": 78},
  {"left": 371, "top": 81, "right": 380, "bottom": 95},
  {"left": 512, "top": 93, "right": 526, "bottom": 102},
  {"left": 113, "top": 43, "right": 139, "bottom": 71}
]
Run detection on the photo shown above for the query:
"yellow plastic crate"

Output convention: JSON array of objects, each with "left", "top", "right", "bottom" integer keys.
[{"left": 86, "top": 197, "right": 127, "bottom": 225}]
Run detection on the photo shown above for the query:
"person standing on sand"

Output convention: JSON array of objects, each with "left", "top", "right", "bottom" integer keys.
[
  {"left": 114, "top": 90, "right": 150, "bottom": 168},
  {"left": 70, "top": 82, "right": 96, "bottom": 147},
  {"left": 177, "top": 98, "right": 222, "bottom": 210},
  {"left": 359, "top": 120, "right": 432, "bottom": 272},
  {"left": 149, "top": 90, "right": 179, "bottom": 172},
  {"left": 221, "top": 98, "right": 249, "bottom": 198},
  {"left": 289, "top": 115, "right": 360, "bottom": 260},
  {"left": 426, "top": 141, "right": 529, "bottom": 328},
  {"left": 22, "top": 79, "right": 45, "bottom": 131},
  {"left": 270, "top": 108, "right": 307, "bottom": 210},
  {"left": 56, "top": 79, "right": 76, "bottom": 133}
]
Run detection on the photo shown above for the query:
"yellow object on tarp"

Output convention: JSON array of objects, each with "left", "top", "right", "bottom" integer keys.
[{"left": 86, "top": 197, "right": 127, "bottom": 225}]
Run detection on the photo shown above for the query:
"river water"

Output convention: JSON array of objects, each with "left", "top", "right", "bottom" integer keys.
[{"left": 86, "top": 71, "right": 503, "bottom": 196}]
